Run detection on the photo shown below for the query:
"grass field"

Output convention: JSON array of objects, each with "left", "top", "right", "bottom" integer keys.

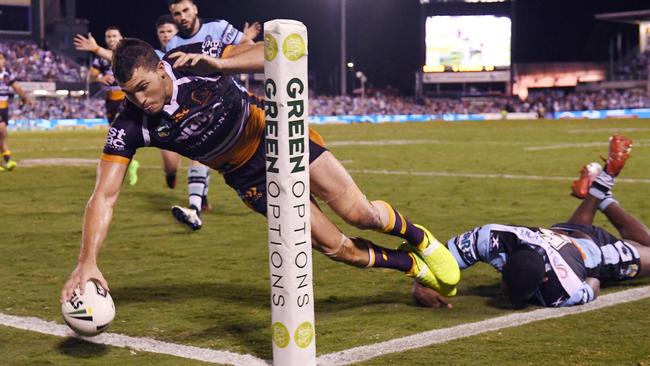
[{"left": 2, "top": 119, "right": 650, "bottom": 365}]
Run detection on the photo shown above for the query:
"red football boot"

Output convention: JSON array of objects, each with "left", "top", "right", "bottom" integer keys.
[
  {"left": 571, "top": 162, "right": 602, "bottom": 199},
  {"left": 603, "top": 134, "right": 632, "bottom": 177}
]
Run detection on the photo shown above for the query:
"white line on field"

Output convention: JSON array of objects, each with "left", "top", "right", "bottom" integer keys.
[
  {"left": 327, "top": 139, "right": 522, "bottom": 147},
  {"left": 349, "top": 169, "right": 650, "bottom": 184},
  {"left": 0, "top": 313, "right": 269, "bottom": 366},
  {"left": 316, "top": 285, "right": 650, "bottom": 365},
  {"left": 525, "top": 140, "right": 650, "bottom": 151},
  {"left": 567, "top": 127, "right": 650, "bottom": 134}
]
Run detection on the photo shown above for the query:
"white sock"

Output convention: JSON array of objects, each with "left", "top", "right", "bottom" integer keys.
[{"left": 188, "top": 165, "right": 208, "bottom": 212}]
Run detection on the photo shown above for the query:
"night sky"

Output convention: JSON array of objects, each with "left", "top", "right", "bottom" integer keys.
[{"left": 76, "top": 0, "right": 650, "bottom": 94}]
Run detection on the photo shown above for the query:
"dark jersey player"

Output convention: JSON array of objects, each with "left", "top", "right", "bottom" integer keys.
[
  {"left": 60, "top": 38, "right": 461, "bottom": 303},
  {"left": 412, "top": 135, "right": 650, "bottom": 309},
  {"left": 0, "top": 52, "right": 32, "bottom": 171}
]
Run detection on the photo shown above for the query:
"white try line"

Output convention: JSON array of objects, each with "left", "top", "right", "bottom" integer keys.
[
  {"left": 567, "top": 127, "right": 650, "bottom": 134},
  {"left": 0, "top": 312, "right": 269, "bottom": 366},
  {"left": 349, "top": 169, "right": 650, "bottom": 184},
  {"left": 1, "top": 287, "right": 648, "bottom": 366},
  {"left": 525, "top": 140, "right": 649, "bottom": 151},
  {"left": 316, "top": 285, "right": 650, "bottom": 365},
  {"left": 327, "top": 139, "right": 523, "bottom": 147}
]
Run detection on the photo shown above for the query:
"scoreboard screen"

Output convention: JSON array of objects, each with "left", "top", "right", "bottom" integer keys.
[{"left": 425, "top": 15, "right": 511, "bottom": 70}]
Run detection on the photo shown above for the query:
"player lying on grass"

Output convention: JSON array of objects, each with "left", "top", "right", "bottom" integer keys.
[
  {"left": 413, "top": 134, "right": 650, "bottom": 309},
  {"left": 60, "top": 38, "right": 460, "bottom": 302}
]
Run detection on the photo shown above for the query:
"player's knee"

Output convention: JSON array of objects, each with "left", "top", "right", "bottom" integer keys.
[{"left": 341, "top": 201, "right": 382, "bottom": 230}]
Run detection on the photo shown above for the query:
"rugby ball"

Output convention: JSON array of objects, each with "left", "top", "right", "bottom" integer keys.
[{"left": 61, "top": 280, "right": 115, "bottom": 336}]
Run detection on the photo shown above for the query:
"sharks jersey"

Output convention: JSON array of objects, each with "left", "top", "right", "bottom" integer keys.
[
  {"left": 447, "top": 224, "right": 595, "bottom": 307},
  {"left": 101, "top": 42, "right": 264, "bottom": 174},
  {"left": 166, "top": 19, "right": 243, "bottom": 54}
]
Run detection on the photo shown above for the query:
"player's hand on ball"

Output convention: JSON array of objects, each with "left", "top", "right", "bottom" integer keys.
[
  {"left": 411, "top": 282, "right": 453, "bottom": 309},
  {"left": 61, "top": 261, "right": 110, "bottom": 303}
]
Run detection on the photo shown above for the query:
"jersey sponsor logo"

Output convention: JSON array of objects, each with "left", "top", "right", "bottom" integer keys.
[
  {"left": 222, "top": 24, "right": 238, "bottom": 44},
  {"left": 201, "top": 38, "right": 225, "bottom": 58},
  {"left": 551, "top": 256, "right": 568, "bottom": 279},
  {"left": 106, "top": 127, "right": 127, "bottom": 151},
  {"left": 174, "top": 107, "right": 191, "bottom": 122}
]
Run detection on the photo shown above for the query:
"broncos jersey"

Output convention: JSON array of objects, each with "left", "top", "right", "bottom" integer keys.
[
  {"left": 447, "top": 224, "right": 595, "bottom": 307},
  {"left": 91, "top": 56, "right": 125, "bottom": 102},
  {"left": 166, "top": 19, "right": 243, "bottom": 54},
  {"left": 101, "top": 42, "right": 264, "bottom": 174},
  {"left": 0, "top": 68, "right": 16, "bottom": 109}
]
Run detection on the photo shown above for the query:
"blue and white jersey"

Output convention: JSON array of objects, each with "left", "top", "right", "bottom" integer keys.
[
  {"left": 166, "top": 19, "right": 243, "bottom": 54},
  {"left": 154, "top": 49, "right": 165, "bottom": 60},
  {"left": 447, "top": 224, "right": 595, "bottom": 307}
]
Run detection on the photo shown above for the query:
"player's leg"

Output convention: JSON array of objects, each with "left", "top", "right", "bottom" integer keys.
[
  {"left": 160, "top": 149, "right": 181, "bottom": 189},
  {"left": 172, "top": 160, "right": 209, "bottom": 230},
  {"left": 0, "top": 109, "right": 15, "bottom": 170},
  {"left": 309, "top": 198, "right": 445, "bottom": 292},
  {"left": 600, "top": 202, "right": 650, "bottom": 247},
  {"left": 567, "top": 134, "right": 632, "bottom": 226},
  {"left": 309, "top": 150, "right": 460, "bottom": 287}
]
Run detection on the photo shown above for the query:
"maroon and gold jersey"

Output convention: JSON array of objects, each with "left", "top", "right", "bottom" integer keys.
[
  {"left": 102, "top": 42, "right": 264, "bottom": 174},
  {"left": 0, "top": 67, "right": 16, "bottom": 109},
  {"left": 91, "top": 56, "right": 125, "bottom": 102}
]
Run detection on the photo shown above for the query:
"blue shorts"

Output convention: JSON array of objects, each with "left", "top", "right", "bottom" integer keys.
[
  {"left": 551, "top": 222, "right": 641, "bottom": 281},
  {"left": 224, "top": 133, "right": 327, "bottom": 215}
]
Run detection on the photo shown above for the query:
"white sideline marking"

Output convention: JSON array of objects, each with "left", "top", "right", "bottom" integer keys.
[
  {"left": 0, "top": 313, "right": 269, "bottom": 366},
  {"left": 316, "top": 286, "right": 650, "bottom": 365},
  {"left": 328, "top": 139, "right": 522, "bottom": 147},
  {"left": 525, "top": 140, "right": 649, "bottom": 151},
  {"left": 0, "top": 289, "right": 648, "bottom": 366},
  {"left": 567, "top": 127, "right": 650, "bottom": 134},
  {"left": 349, "top": 169, "right": 650, "bottom": 184}
]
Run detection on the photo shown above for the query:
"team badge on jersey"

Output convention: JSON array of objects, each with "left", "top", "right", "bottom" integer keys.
[{"left": 156, "top": 120, "right": 172, "bottom": 138}]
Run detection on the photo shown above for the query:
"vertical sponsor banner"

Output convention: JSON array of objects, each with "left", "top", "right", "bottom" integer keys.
[{"left": 264, "top": 20, "right": 316, "bottom": 366}]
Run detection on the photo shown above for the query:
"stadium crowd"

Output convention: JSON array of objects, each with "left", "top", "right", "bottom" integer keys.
[
  {"left": 9, "top": 98, "right": 105, "bottom": 120},
  {"left": 2, "top": 40, "right": 650, "bottom": 121},
  {"left": 0, "top": 41, "right": 82, "bottom": 83}
]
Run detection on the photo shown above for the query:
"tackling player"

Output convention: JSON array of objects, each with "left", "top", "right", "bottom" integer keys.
[
  {"left": 166, "top": 0, "right": 262, "bottom": 229},
  {"left": 80, "top": 27, "right": 140, "bottom": 185},
  {"left": 60, "top": 38, "right": 460, "bottom": 303},
  {"left": 412, "top": 135, "right": 650, "bottom": 309},
  {"left": 0, "top": 51, "right": 32, "bottom": 171}
]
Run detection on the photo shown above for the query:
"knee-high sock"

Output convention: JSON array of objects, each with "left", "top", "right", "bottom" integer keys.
[
  {"left": 354, "top": 237, "right": 414, "bottom": 272},
  {"left": 188, "top": 165, "right": 209, "bottom": 212},
  {"left": 376, "top": 201, "right": 426, "bottom": 247}
]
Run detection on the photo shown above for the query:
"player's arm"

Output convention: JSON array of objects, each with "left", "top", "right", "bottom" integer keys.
[
  {"left": 585, "top": 277, "right": 600, "bottom": 299},
  {"left": 74, "top": 33, "right": 113, "bottom": 61},
  {"left": 61, "top": 158, "right": 127, "bottom": 302},
  {"left": 10, "top": 81, "right": 32, "bottom": 105},
  {"left": 168, "top": 41, "right": 264, "bottom": 75}
]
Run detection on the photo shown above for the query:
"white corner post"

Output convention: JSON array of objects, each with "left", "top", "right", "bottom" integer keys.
[{"left": 264, "top": 19, "right": 316, "bottom": 366}]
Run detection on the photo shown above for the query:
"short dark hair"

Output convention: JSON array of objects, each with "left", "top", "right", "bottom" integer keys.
[
  {"left": 155, "top": 14, "right": 176, "bottom": 29},
  {"left": 0, "top": 51, "right": 6, "bottom": 59},
  {"left": 168, "top": 0, "right": 192, "bottom": 6},
  {"left": 502, "top": 247, "right": 546, "bottom": 306},
  {"left": 112, "top": 38, "right": 159, "bottom": 83},
  {"left": 106, "top": 26, "right": 122, "bottom": 35}
]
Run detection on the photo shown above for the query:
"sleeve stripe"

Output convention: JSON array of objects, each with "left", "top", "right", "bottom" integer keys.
[{"left": 101, "top": 153, "right": 131, "bottom": 165}]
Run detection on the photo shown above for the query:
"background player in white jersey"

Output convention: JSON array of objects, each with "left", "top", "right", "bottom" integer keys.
[
  {"left": 166, "top": 0, "right": 262, "bottom": 229},
  {"left": 0, "top": 52, "right": 32, "bottom": 171},
  {"left": 412, "top": 134, "right": 650, "bottom": 309}
]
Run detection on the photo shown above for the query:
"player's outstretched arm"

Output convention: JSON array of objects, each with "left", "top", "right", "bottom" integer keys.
[
  {"left": 74, "top": 33, "right": 113, "bottom": 61},
  {"left": 60, "top": 159, "right": 127, "bottom": 303},
  {"left": 168, "top": 42, "right": 264, "bottom": 75},
  {"left": 241, "top": 21, "right": 262, "bottom": 44}
]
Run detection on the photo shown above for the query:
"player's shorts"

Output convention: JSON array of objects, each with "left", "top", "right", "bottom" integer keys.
[
  {"left": 105, "top": 99, "right": 124, "bottom": 123},
  {"left": 551, "top": 222, "right": 641, "bottom": 281},
  {"left": 224, "top": 130, "right": 327, "bottom": 215},
  {"left": 0, "top": 108, "right": 8, "bottom": 124}
]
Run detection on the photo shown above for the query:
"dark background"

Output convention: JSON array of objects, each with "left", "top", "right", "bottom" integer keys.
[{"left": 75, "top": 0, "right": 650, "bottom": 94}]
